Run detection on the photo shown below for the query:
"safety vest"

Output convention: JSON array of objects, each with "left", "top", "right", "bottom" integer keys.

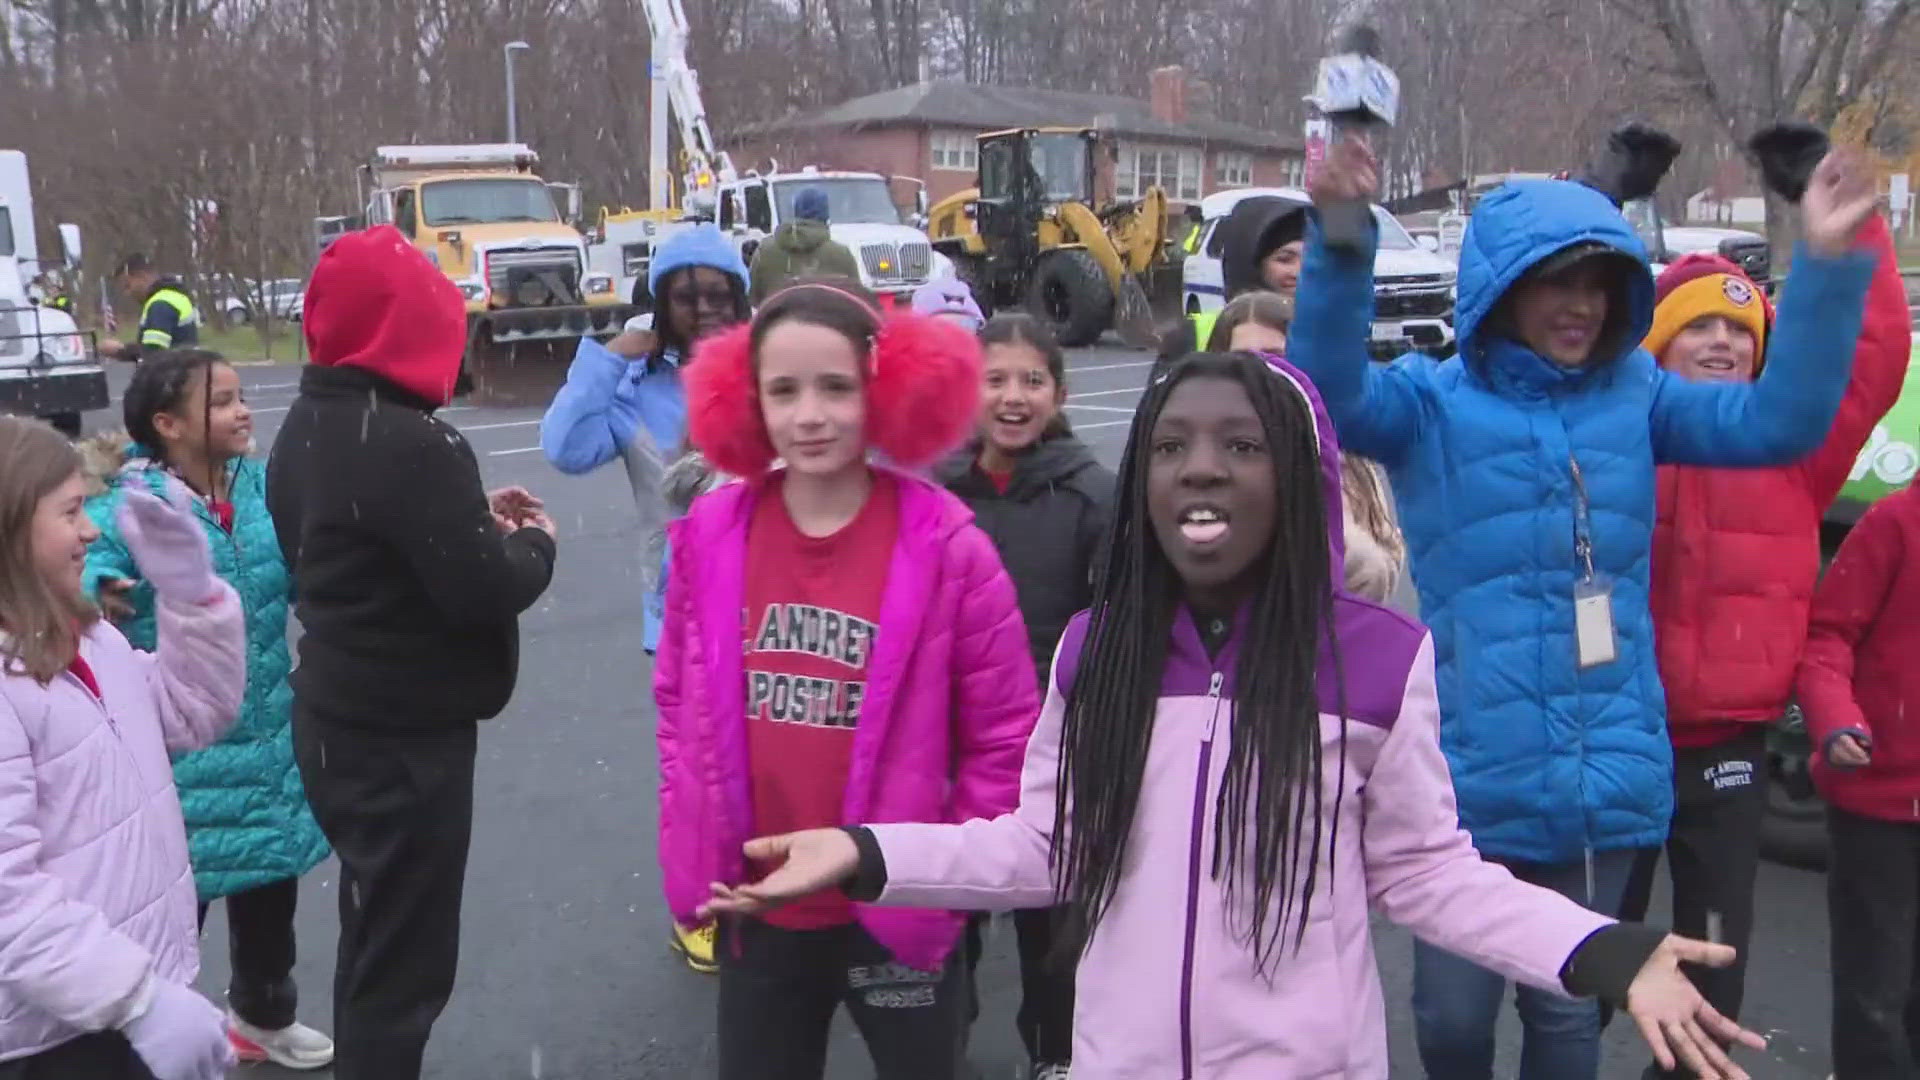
[
  {"left": 1190, "top": 309, "right": 1219, "bottom": 351},
  {"left": 140, "top": 283, "right": 201, "bottom": 350}
]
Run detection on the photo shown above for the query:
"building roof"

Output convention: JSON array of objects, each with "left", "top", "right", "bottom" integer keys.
[{"left": 738, "top": 80, "right": 1300, "bottom": 153}]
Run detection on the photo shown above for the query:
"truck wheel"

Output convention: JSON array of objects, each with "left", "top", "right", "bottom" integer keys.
[
  {"left": 44, "top": 412, "right": 81, "bottom": 438},
  {"left": 1027, "top": 249, "right": 1113, "bottom": 348}
]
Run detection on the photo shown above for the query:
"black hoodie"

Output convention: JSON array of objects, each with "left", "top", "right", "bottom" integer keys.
[
  {"left": 1155, "top": 195, "right": 1311, "bottom": 374},
  {"left": 1218, "top": 195, "right": 1310, "bottom": 299},
  {"left": 937, "top": 432, "right": 1115, "bottom": 688}
]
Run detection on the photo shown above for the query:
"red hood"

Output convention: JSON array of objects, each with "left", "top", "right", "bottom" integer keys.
[{"left": 303, "top": 225, "right": 467, "bottom": 407}]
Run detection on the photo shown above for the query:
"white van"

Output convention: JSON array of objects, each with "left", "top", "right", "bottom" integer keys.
[{"left": 1182, "top": 187, "right": 1457, "bottom": 357}]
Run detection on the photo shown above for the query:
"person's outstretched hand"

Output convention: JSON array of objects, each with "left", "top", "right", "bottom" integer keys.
[
  {"left": 1624, "top": 934, "right": 1767, "bottom": 1078},
  {"left": 696, "top": 828, "right": 861, "bottom": 921},
  {"left": 1308, "top": 135, "right": 1379, "bottom": 209},
  {"left": 1801, "top": 147, "right": 1879, "bottom": 258}
]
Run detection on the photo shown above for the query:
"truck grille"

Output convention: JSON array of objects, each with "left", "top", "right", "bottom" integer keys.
[
  {"left": 1375, "top": 280, "right": 1453, "bottom": 320},
  {"left": 485, "top": 248, "right": 584, "bottom": 304},
  {"left": 860, "top": 241, "right": 932, "bottom": 285},
  {"left": 1719, "top": 240, "right": 1771, "bottom": 285}
]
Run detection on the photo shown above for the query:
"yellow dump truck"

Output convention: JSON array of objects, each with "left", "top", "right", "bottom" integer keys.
[{"left": 323, "top": 144, "right": 632, "bottom": 353}]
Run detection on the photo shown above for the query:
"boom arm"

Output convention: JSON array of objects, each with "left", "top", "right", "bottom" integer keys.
[{"left": 643, "top": 0, "right": 736, "bottom": 208}]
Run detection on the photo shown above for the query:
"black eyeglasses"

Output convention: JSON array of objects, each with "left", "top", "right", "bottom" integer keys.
[{"left": 667, "top": 287, "right": 737, "bottom": 312}]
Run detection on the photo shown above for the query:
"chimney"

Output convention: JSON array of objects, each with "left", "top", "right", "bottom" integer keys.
[{"left": 1149, "top": 66, "right": 1188, "bottom": 125}]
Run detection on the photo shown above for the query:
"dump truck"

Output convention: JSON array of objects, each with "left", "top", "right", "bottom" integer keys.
[
  {"left": 0, "top": 149, "right": 102, "bottom": 437},
  {"left": 323, "top": 144, "right": 632, "bottom": 359}
]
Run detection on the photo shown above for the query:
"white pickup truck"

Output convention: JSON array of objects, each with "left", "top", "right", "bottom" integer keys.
[{"left": 0, "top": 150, "right": 102, "bottom": 437}]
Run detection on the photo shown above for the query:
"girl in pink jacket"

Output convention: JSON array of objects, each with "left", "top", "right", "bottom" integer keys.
[
  {"left": 0, "top": 417, "right": 246, "bottom": 1080},
  {"left": 703, "top": 352, "right": 1768, "bottom": 1080},
  {"left": 654, "top": 279, "right": 1038, "bottom": 1079}
]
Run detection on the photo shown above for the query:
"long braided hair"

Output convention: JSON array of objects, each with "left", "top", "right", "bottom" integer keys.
[{"left": 1053, "top": 351, "right": 1347, "bottom": 973}]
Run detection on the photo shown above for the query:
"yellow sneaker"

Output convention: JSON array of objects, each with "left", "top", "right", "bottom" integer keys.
[{"left": 671, "top": 920, "right": 717, "bottom": 973}]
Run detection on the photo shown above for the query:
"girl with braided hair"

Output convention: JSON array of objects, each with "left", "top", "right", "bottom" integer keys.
[
  {"left": 701, "top": 351, "right": 1768, "bottom": 1079},
  {"left": 80, "top": 350, "right": 332, "bottom": 1070}
]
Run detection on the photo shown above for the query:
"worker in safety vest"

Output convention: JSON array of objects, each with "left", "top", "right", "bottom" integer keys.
[
  {"left": 1156, "top": 195, "right": 1308, "bottom": 375},
  {"left": 100, "top": 253, "right": 200, "bottom": 361}
]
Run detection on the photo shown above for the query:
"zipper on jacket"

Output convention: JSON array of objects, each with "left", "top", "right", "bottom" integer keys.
[{"left": 1179, "top": 670, "right": 1226, "bottom": 1079}]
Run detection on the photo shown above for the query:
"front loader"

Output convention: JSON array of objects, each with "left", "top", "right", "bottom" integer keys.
[{"left": 927, "top": 128, "right": 1163, "bottom": 348}]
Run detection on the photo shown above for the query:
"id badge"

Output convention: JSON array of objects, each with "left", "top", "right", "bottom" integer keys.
[{"left": 1574, "top": 575, "right": 1618, "bottom": 669}]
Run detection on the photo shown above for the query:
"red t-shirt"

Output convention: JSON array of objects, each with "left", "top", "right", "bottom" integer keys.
[
  {"left": 743, "top": 472, "right": 899, "bottom": 928},
  {"left": 983, "top": 466, "right": 1013, "bottom": 494}
]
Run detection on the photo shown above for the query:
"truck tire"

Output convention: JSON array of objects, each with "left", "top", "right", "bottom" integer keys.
[{"left": 1027, "top": 249, "right": 1113, "bottom": 348}]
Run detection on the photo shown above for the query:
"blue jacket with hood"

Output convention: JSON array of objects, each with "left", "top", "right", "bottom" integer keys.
[
  {"left": 1288, "top": 180, "right": 1875, "bottom": 862},
  {"left": 540, "top": 225, "right": 750, "bottom": 651}
]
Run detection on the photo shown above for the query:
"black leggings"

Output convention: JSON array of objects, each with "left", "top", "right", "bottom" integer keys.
[
  {"left": 716, "top": 917, "right": 968, "bottom": 1080},
  {"left": 198, "top": 876, "right": 302, "bottom": 1030}
]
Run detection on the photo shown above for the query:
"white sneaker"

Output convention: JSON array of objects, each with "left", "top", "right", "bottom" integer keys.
[{"left": 228, "top": 1012, "right": 335, "bottom": 1070}]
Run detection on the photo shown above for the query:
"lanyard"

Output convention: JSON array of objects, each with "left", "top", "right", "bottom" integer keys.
[{"left": 1569, "top": 455, "right": 1597, "bottom": 582}]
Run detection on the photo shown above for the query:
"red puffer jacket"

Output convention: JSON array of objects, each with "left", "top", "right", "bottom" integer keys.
[{"left": 1651, "top": 215, "right": 1911, "bottom": 748}]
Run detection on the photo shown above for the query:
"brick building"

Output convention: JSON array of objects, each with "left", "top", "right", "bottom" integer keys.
[{"left": 730, "top": 69, "right": 1305, "bottom": 209}]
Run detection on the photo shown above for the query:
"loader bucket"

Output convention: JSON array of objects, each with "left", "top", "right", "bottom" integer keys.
[{"left": 1114, "top": 277, "right": 1158, "bottom": 350}]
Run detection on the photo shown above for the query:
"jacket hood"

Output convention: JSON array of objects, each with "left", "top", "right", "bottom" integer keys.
[
  {"left": 771, "top": 219, "right": 832, "bottom": 253},
  {"left": 1259, "top": 354, "right": 1347, "bottom": 585},
  {"left": 936, "top": 430, "right": 1102, "bottom": 499},
  {"left": 1454, "top": 180, "right": 1654, "bottom": 373},
  {"left": 649, "top": 224, "right": 750, "bottom": 297},
  {"left": 303, "top": 226, "right": 467, "bottom": 408},
  {"left": 1219, "top": 195, "right": 1309, "bottom": 299}
]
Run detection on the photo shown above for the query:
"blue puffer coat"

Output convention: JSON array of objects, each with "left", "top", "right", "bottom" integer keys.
[
  {"left": 82, "top": 443, "right": 329, "bottom": 901},
  {"left": 1289, "top": 181, "right": 1875, "bottom": 862}
]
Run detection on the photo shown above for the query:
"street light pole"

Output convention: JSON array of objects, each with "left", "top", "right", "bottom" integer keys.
[{"left": 504, "top": 41, "right": 531, "bottom": 144}]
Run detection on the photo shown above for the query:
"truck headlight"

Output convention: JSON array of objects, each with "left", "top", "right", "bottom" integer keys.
[{"left": 586, "top": 273, "right": 614, "bottom": 296}]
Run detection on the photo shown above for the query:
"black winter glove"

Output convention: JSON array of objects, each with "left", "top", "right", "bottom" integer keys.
[
  {"left": 1575, "top": 122, "right": 1683, "bottom": 207},
  {"left": 1748, "top": 121, "right": 1831, "bottom": 205}
]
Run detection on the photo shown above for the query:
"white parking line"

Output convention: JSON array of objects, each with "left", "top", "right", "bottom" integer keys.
[
  {"left": 1074, "top": 419, "right": 1133, "bottom": 430},
  {"left": 490, "top": 446, "right": 544, "bottom": 457},
  {"left": 249, "top": 403, "right": 475, "bottom": 416},
  {"left": 1068, "top": 387, "right": 1147, "bottom": 400},
  {"left": 1064, "top": 359, "right": 1154, "bottom": 374},
  {"left": 460, "top": 419, "right": 541, "bottom": 432},
  {"left": 1064, "top": 403, "right": 1136, "bottom": 413}
]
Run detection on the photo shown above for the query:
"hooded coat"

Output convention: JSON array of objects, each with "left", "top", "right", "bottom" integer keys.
[
  {"left": 1162, "top": 195, "right": 1311, "bottom": 372},
  {"left": 1650, "top": 216, "right": 1911, "bottom": 746},
  {"left": 268, "top": 226, "right": 556, "bottom": 728},
  {"left": 1287, "top": 180, "right": 1876, "bottom": 862},
  {"left": 749, "top": 219, "right": 861, "bottom": 303},
  {"left": 856, "top": 357, "right": 1629, "bottom": 1077},
  {"left": 541, "top": 225, "right": 751, "bottom": 652},
  {"left": 80, "top": 440, "right": 328, "bottom": 901},
  {"left": 935, "top": 432, "right": 1115, "bottom": 688}
]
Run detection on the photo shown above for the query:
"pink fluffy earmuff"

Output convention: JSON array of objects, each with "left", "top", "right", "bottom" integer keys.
[{"left": 683, "top": 288, "right": 985, "bottom": 477}]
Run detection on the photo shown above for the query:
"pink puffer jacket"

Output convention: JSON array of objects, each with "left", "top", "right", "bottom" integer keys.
[
  {"left": 654, "top": 468, "right": 1037, "bottom": 970},
  {"left": 0, "top": 588, "right": 245, "bottom": 1061}
]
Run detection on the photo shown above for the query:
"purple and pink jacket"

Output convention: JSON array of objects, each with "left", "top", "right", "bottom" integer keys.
[
  {"left": 0, "top": 587, "right": 245, "bottom": 1062},
  {"left": 860, "top": 359, "right": 1620, "bottom": 1077},
  {"left": 653, "top": 469, "right": 1038, "bottom": 970}
]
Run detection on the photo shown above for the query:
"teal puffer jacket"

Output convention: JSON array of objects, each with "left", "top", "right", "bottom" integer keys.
[{"left": 82, "top": 444, "right": 329, "bottom": 901}]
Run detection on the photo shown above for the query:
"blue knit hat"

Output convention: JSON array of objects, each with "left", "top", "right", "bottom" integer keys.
[
  {"left": 793, "top": 187, "right": 831, "bottom": 222},
  {"left": 647, "top": 224, "right": 750, "bottom": 297}
]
